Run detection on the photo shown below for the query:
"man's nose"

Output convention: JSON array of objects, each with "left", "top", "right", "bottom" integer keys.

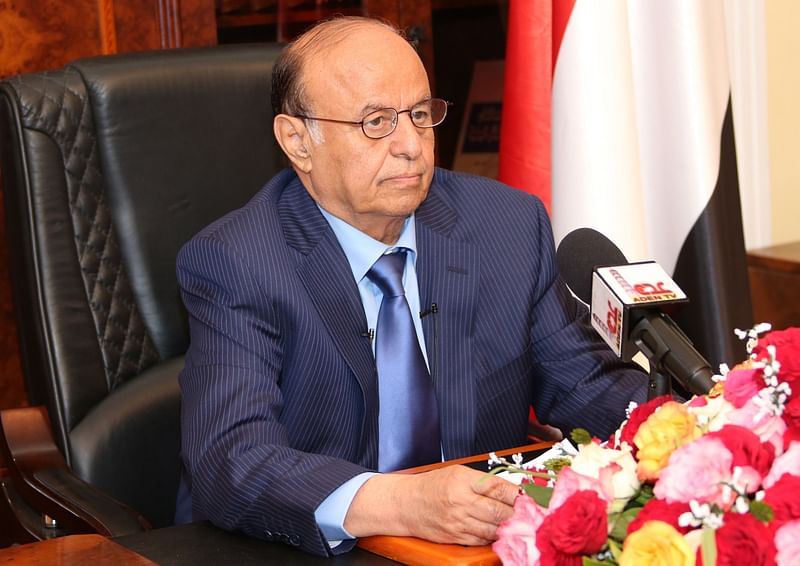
[{"left": 389, "top": 112, "right": 424, "bottom": 159}]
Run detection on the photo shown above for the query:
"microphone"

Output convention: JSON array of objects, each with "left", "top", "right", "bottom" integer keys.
[{"left": 556, "top": 228, "right": 715, "bottom": 396}]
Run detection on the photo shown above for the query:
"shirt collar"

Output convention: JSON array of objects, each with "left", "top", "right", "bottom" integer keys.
[{"left": 318, "top": 207, "right": 418, "bottom": 283}]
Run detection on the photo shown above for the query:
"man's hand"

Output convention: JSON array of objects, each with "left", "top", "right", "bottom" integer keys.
[{"left": 343, "top": 465, "right": 518, "bottom": 545}]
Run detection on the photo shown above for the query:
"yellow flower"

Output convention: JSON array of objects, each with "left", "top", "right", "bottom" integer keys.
[
  {"left": 634, "top": 402, "right": 699, "bottom": 481},
  {"left": 620, "top": 520, "right": 695, "bottom": 566}
]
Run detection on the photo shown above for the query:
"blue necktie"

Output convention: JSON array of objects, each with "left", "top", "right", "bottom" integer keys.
[{"left": 368, "top": 250, "right": 440, "bottom": 471}]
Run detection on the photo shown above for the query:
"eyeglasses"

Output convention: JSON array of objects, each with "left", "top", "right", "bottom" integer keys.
[{"left": 293, "top": 98, "right": 452, "bottom": 140}]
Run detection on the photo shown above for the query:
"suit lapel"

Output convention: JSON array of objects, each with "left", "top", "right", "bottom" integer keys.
[
  {"left": 416, "top": 176, "right": 480, "bottom": 459},
  {"left": 278, "top": 178, "right": 378, "bottom": 424}
]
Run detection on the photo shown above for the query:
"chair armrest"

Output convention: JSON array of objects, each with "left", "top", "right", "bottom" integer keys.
[{"left": 0, "top": 406, "right": 150, "bottom": 537}]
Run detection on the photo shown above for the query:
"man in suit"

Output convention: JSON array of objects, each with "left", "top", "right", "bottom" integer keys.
[{"left": 176, "top": 16, "right": 648, "bottom": 556}]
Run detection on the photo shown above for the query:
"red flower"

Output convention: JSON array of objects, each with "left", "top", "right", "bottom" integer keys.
[
  {"left": 614, "top": 395, "right": 672, "bottom": 455},
  {"left": 521, "top": 467, "right": 551, "bottom": 488},
  {"left": 705, "top": 424, "right": 775, "bottom": 482},
  {"left": 784, "top": 397, "right": 800, "bottom": 429},
  {"left": 696, "top": 512, "right": 775, "bottom": 566},
  {"left": 536, "top": 490, "right": 607, "bottom": 564},
  {"left": 626, "top": 498, "right": 692, "bottom": 536},
  {"left": 784, "top": 427, "right": 800, "bottom": 452},
  {"left": 753, "top": 328, "right": 800, "bottom": 398},
  {"left": 763, "top": 474, "right": 800, "bottom": 530}
]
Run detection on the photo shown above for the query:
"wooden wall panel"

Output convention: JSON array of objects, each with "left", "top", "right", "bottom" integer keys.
[
  {"left": 0, "top": 0, "right": 216, "bottom": 411},
  {"left": 363, "top": 0, "right": 434, "bottom": 84},
  {"left": 0, "top": 0, "right": 102, "bottom": 78}
]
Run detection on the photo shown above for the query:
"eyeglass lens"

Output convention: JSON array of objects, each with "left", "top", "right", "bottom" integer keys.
[{"left": 362, "top": 99, "right": 448, "bottom": 139}]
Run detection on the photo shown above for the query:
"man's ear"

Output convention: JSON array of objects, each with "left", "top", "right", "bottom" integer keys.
[{"left": 273, "top": 114, "right": 313, "bottom": 173}]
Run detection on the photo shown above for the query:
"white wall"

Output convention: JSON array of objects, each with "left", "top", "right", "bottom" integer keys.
[{"left": 766, "top": 0, "right": 800, "bottom": 246}]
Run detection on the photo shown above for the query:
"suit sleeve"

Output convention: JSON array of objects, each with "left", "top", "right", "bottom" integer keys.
[
  {"left": 177, "top": 234, "right": 365, "bottom": 556},
  {"left": 524, "top": 200, "right": 649, "bottom": 439}
]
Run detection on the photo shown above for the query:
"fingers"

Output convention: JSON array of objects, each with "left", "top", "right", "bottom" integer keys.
[{"left": 472, "top": 474, "right": 519, "bottom": 507}]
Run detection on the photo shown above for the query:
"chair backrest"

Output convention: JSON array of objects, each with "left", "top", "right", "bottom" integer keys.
[{"left": 0, "top": 43, "right": 285, "bottom": 527}]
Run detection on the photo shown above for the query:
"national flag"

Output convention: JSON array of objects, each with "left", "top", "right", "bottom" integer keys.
[{"left": 500, "top": 0, "right": 757, "bottom": 370}]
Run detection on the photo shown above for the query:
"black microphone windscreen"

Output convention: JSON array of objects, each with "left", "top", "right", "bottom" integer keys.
[{"left": 556, "top": 227, "right": 628, "bottom": 303}]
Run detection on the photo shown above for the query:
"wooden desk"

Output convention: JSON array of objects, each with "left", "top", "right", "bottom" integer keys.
[
  {"left": 0, "top": 534, "right": 156, "bottom": 565},
  {"left": 357, "top": 442, "right": 553, "bottom": 566},
  {"left": 0, "top": 444, "right": 551, "bottom": 566},
  {"left": 747, "top": 241, "right": 800, "bottom": 330}
]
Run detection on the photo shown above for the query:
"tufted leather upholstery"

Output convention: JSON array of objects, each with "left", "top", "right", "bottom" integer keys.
[{"left": 0, "top": 44, "right": 284, "bottom": 530}]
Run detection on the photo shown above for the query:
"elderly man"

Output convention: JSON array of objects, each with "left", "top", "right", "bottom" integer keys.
[{"left": 176, "top": 16, "right": 647, "bottom": 556}]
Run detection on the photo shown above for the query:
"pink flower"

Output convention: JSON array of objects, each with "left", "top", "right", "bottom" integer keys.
[
  {"left": 548, "top": 466, "right": 614, "bottom": 512},
  {"left": 775, "top": 520, "right": 800, "bottom": 566},
  {"left": 654, "top": 437, "right": 735, "bottom": 507},
  {"left": 705, "top": 425, "right": 775, "bottom": 492},
  {"left": 727, "top": 396, "right": 787, "bottom": 456},
  {"left": 723, "top": 367, "right": 764, "bottom": 408},
  {"left": 763, "top": 441, "right": 800, "bottom": 489},
  {"left": 493, "top": 493, "right": 548, "bottom": 566}
]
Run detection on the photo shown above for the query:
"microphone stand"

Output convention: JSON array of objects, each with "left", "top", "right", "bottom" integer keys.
[{"left": 647, "top": 369, "right": 672, "bottom": 400}]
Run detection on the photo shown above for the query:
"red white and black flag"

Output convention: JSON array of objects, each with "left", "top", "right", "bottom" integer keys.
[{"left": 499, "top": 0, "right": 756, "bottom": 369}]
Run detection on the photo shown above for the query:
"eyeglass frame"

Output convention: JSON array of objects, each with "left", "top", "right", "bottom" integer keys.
[{"left": 291, "top": 98, "right": 453, "bottom": 140}]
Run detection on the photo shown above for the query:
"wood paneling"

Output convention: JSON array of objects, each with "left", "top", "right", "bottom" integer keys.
[
  {"left": 748, "top": 241, "right": 800, "bottom": 331},
  {"left": 0, "top": 0, "right": 216, "bottom": 411},
  {"left": 0, "top": 0, "right": 102, "bottom": 78},
  {"left": 364, "top": 0, "right": 434, "bottom": 82}
]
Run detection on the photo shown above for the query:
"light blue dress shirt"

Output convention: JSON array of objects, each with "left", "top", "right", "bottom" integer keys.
[{"left": 313, "top": 208, "right": 430, "bottom": 544}]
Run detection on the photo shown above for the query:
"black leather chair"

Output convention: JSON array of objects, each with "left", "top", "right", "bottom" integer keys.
[{"left": 0, "top": 43, "right": 285, "bottom": 544}]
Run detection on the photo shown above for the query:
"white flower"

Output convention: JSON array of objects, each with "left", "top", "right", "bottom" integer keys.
[
  {"left": 569, "top": 442, "right": 640, "bottom": 511},
  {"left": 686, "top": 394, "right": 736, "bottom": 432}
]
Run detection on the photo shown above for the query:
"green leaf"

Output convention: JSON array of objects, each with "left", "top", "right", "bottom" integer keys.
[
  {"left": 543, "top": 456, "right": 572, "bottom": 473},
  {"left": 630, "top": 484, "right": 654, "bottom": 507},
  {"left": 582, "top": 557, "right": 612, "bottom": 566},
  {"left": 608, "top": 506, "right": 642, "bottom": 542},
  {"left": 701, "top": 527, "right": 717, "bottom": 566},
  {"left": 571, "top": 428, "right": 593, "bottom": 445},
  {"left": 521, "top": 483, "right": 553, "bottom": 508},
  {"left": 607, "top": 538, "right": 622, "bottom": 562},
  {"left": 749, "top": 500, "right": 774, "bottom": 523}
]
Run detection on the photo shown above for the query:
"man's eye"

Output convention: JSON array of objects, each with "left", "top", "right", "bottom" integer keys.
[
  {"left": 411, "top": 110, "right": 431, "bottom": 123},
  {"left": 365, "top": 116, "right": 386, "bottom": 128}
]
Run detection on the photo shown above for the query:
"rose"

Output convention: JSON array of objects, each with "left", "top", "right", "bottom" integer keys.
[
  {"left": 696, "top": 512, "right": 774, "bottom": 566},
  {"left": 753, "top": 328, "right": 800, "bottom": 395},
  {"left": 762, "top": 441, "right": 800, "bottom": 489},
  {"left": 627, "top": 499, "right": 692, "bottom": 536},
  {"left": 784, "top": 427, "right": 800, "bottom": 452},
  {"left": 569, "top": 441, "right": 640, "bottom": 511},
  {"left": 654, "top": 436, "right": 735, "bottom": 507},
  {"left": 493, "top": 493, "right": 548, "bottom": 566},
  {"left": 634, "top": 401, "right": 700, "bottom": 481},
  {"left": 723, "top": 366, "right": 764, "bottom": 408},
  {"left": 774, "top": 520, "right": 800, "bottom": 566},
  {"left": 762, "top": 474, "right": 800, "bottom": 529},
  {"left": 784, "top": 397, "right": 800, "bottom": 429},
  {"left": 727, "top": 396, "right": 787, "bottom": 456},
  {"left": 705, "top": 424, "right": 775, "bottom": 492},
  {"left": 686, "top": 393, "right": 736, "bottom": 433},
  {"left": 619, "top": 520, "right": 694, "bottom": 566},
  {"left": 536, "top": 490, "right": 607, "bottom": 564},
  {"left": 548, "top": 466, "right": 614, "bottom": 512},
  {"left": 613, "top": 395, "right": 672, "bottom": 453}
]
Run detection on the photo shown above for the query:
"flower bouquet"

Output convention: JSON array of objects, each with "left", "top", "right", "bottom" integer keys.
[{"left": 492, "top": 325, "right": 800, "bottom": 566}]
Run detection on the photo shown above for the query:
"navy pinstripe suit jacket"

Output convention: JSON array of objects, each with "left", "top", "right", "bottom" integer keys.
[{"left": 176, "top": 167, "right": 647, "bottom": 555}]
